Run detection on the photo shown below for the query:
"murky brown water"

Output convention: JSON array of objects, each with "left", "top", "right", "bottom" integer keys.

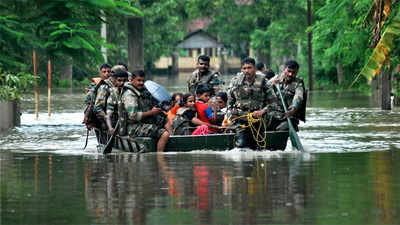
[{"left": 1, "top": 74, "right": 400, "bottom": 224}]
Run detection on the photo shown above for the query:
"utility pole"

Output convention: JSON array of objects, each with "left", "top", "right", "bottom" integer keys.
[
  {"left": 101, "top": 10, "right": 107, "bottom": 63},
  {"left": 307, "top": 0, "right": 313, "bottom": 91}
]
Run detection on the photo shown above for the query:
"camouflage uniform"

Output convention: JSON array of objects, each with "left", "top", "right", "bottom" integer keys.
[
  {"left": 93, "top": 78, "right": 114, "bottom": 121},
  {"left": 119, "top": 83, "right": 166, "bottom": 139},
  {"left": 83, "top": 77, "right": 106, "bottom": 144},
  {"left": 187, "top": 69, "right": 221, "bottom": 95},
  {"left": 227, "top": 72, "right": 269, "bottom": 149},
  {"left": 84, "top": 83, "right": 96, "bottom": 106},
  {"left": 227, "top": 72, "right": 269, "bottom": 118},
  {"left": 264, "top": 74, "right": 306, "bottom": 131},
  {"left": 84, "top": 77, "right": 102, "bottom": 106},
  {"left": 106, "top": 86, "right": 121, "bottom": 127}
]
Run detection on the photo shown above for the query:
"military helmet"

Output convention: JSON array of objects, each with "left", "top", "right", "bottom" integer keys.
[{"left": 111, "top": 65, "right": 128, "bottom": 78}]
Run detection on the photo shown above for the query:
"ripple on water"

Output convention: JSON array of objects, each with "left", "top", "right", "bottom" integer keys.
[{"left": 1, "top": 104, "right": 400, "bottom": 154}]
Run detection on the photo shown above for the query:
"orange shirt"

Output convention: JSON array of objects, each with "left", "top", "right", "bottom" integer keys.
[{"left": 167, "top": 104, "right": 180, "bottom": 124}]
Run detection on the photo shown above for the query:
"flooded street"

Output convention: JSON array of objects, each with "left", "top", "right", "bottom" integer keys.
[{"left": 1, "top": 74, "right": 400, "bottom": 224}]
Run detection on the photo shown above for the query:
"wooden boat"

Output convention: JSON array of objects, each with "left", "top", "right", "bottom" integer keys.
[{"left": 107, "top": 131, "right": 289, "bottom": 153}]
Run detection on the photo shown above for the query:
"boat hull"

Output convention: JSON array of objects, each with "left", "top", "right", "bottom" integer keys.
[{"left": 112, "top": 131, "right": 289, "bottom": 153}]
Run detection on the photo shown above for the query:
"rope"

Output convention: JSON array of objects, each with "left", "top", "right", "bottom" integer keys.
[{"left": 227, "top": 113, "right": 267, "bottom": 149}]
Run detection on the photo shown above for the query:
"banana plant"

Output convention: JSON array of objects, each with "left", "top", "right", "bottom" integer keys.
[
  {"left": 351, "top": 2, "right": 400, "bottom": 87},
  {"left": 0, "top": 71, "right": 34, "bottom": 101}
]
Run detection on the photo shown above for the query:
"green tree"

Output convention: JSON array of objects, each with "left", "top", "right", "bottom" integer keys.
[
  {"left": 354, "top": 1, "right": 400, "bottom": 85},
  {"left": 107, "top": 0, "right": 187, "bottom": 70},
  {"left": 0, "top": 0, "right": 141, "bottom": 87},
  {"left": 311, "top": 0, "right": 371, "bottom": 87}
]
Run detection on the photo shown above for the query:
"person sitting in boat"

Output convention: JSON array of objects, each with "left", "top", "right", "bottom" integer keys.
[
  {"left": 187, "top": 55, "right": 222, "bottom": 96},
  {"left": 226, "top": 57, "right": 269, "bottom": 149},
  {"left": 115, "top": 61, "right": 132, "bottom": 79},
  {"left": 105, "top": 66, "right": 128, "bottom": 135},
  {"left": 215, "top": 92, "right": 228, "bottom": 126},
  {"left": 172, "top": 93, "right": 219, "bottom": 135},
  {"left": 93, "top": 65, "right": 124, "bottom": 132},
  {"left": 167, "top": 92, "right": 183, "bottom": 124},
  {"left": 119, "top": 70, "right": 172, "bottom": 152},
  {"left": 195, "top": 84, "right": 219, "bottom": 134},
  {"left": 264, "top": 60, "right": 306, "bottom": 131}
]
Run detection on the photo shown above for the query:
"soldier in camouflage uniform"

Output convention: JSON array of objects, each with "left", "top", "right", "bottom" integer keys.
[
  {"left": 105, "top": 66, "right": 128, "bottom": 135},
  {"left": 226, "top": 57, "right": 269, "bottom": 149},
  {"left": 82, "top": 64, "right": 111, "bottom": 146},
  {"left": 187, "top": 55, "right": 222, "bottom": 96},
  {"left": 84, "top": 63, "right": 112, "bottom": 106},
  {"left": 93, "top": 65, "right": 130, "bottom": 144},
  {"left": 83, "top": 64, "right": 111, "bottom": 129},
  {"left": 93, "top": 65, "right": 128, "bottom": 124},
  {"left": 264, "top": 60, "right": 306, "bottom": 131},
  {"left": 119, "top": 70, "right": 172, "bottom": 152}
]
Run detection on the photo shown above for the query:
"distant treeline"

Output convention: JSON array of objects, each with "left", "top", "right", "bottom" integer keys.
[{"left": 1, "top": 0, "right": 399, "bottom": 91}]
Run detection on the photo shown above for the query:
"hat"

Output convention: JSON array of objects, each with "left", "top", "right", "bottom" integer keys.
[{"left": 111, "top": 65, "right": 128, "bottom": 77}]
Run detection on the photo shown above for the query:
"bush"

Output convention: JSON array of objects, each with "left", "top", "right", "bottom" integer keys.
[
  {"left": 0, "top": 71, "right": 34, "bottom": 101},
  {"left": 58, "top": 79, "right": 71, "bottom": 88}
]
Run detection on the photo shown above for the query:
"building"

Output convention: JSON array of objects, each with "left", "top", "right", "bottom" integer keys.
[{"left": 154, "top": 29, "right": 241, "bottom": 73}]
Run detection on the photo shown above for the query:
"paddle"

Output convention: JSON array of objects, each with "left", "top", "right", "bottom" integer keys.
[
  {"left": 275, "top": 84, "right": 305, "bottom": 151},
  {"left": 103, "top": 120, "right": 120, "bottom": 154}
]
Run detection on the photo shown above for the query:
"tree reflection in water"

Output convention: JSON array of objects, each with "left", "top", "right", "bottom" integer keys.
[
  {"left": 1, "top": 150, "right": 399, "bottom": 225},
  {"left": 84, "top": 153, "right": 310, "bottom": 224}
]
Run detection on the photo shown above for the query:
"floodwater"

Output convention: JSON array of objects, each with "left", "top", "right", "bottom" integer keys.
[{"left": 1, "top": 74, "right": 400, "bottom": 225}]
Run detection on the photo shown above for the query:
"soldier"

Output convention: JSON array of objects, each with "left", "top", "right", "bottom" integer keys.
[
  {"left": 226, "top": 57, "right": 269, "bottom": 149},
  {"left": 105, "top": 67, "right": 128, "bottom": 135},
  {"left": 93, "top": 65, "right": 124, "bottom": 123},
  {"left": 119, "top": 70, "right": 172, "bottom": 152},
  {"left": 187, "top": 55, "right": 222, "bottom": 96},
  {"left": 84, "top": 63, "right": 111, "bottom": 108},
  {"left": 265, "top": 60, "right": 306, "bottom": 131},
  {"left": 93, "top": 65, "right": 128, "bottom": 144},
  {"left": 83, "top": 64, "right": 112, "bottom": 148}
]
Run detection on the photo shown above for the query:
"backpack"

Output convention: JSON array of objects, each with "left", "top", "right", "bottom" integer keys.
[{"left": 82, "top": 79, "right": 105, "bottom": 128}]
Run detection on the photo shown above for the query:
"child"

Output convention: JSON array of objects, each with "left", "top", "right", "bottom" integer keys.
[
  {"left": 167, "top": 92, "right": 183, "bottom": 124},
  {"left": 172, "top": 93, "right": 218, "bottom": 135},
  {"left": 195, "top": 85, "right": 217, "bottom": 127},
  {"left": 215, "top": 92, "right": 228, "bottom": 126}
]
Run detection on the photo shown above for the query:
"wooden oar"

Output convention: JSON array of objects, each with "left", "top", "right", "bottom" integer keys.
[
  {"left": 103, "top": 120, "right": 120, "bottom": 154},
  {"left": 275, "top": 84, "right": 305, "bottom": 151}
]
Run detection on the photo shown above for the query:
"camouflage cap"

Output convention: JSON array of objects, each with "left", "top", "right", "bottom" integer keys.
[
  {"left": 111, "top": 65, "right": 126, "bottom": 73},
  {"left": 111, "top": 65, "right": 128, "bottom": 77}
]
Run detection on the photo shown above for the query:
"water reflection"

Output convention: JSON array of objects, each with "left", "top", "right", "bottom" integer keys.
[
  {"left": 372, "top": 151, "right": 393, "bottom": 224},
  {"left": 3, "top": 151, "right": 400, "bottom": 225},
  {"left": 82, "top": 153, "right": 311, "bottom": 224}
]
